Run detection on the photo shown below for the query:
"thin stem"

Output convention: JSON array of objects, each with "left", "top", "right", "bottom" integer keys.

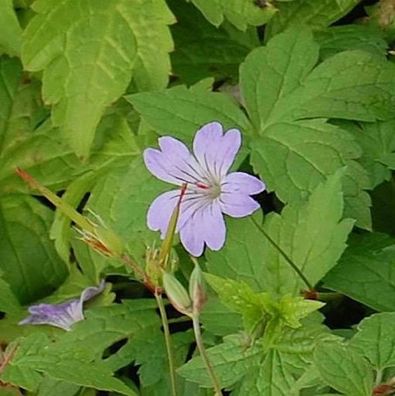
[
  {"left": 250, "top": 216, "right": 313, "bottom": 291},
  {"left": 155, "top": 291, "right": 178, "bottom": 396},
  {"left": 192, "top": 315, "right": 222, "bottom": 396}
]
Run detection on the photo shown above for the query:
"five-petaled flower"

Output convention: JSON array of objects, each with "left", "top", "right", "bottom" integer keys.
[
  {"left": 19, "top": 281, "right": 106, "bottom": 331},
  {"left": 144, "top": 122, "right": 265, "bottom": 256}
]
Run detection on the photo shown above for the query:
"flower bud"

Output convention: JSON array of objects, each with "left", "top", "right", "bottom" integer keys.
[
  {"left": 189, "top": 264, "right": 207, "bottom": 315},
  {"left": 162, "top": 272, "right": 192, "bottom": 316}
]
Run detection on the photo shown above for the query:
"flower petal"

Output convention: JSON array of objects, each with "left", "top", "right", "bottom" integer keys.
[
  {"left": 19, "top": 282, "right": 106, "bottom": 331},
  {"left": 19, "top": 299, "right": 83, "bottom": 331},
  {"left": 193, "top": 122, "right": 241, "bottom": 178},
  {"left": 144, "top": 137, "right": 203, "bottom": 185},
  {"left": 220, "top": 192, "right": 261, "bottom": 218},
  {"left": 147, "top": 190, "right": 180, "bottom": 238},
  {"left": 80, "top": 279, "right": 106, "bottom": 302},
  {"left": 222, "top": 172, "right": 266, "bottom": 195},
  {"left": 180, "top": 201, "right": 226, "bottom": 256}
]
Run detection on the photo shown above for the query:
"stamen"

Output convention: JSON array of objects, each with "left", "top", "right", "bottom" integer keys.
[{"left": 196, "top": 182, "right": 210, "bottom": 190}]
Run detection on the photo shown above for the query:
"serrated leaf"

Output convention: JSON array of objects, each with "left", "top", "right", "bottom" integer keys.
[
  {"left": 127, "top": 85, "right": 251, "bottom": 143},
  {"left": 127, "top": 328, "right": 193, "bottom": 389},
  {"left": 240, "top": 28, "right": 319, "bottom": 129},
  {"left": 235, "top": 317, "right": 332, "bottom": 396},
  {"left": 208, "top": 172, "right": 353, "bottom": 295},
  {"left": 250, "top": 120, "right": 371, "bottom": 228},
  {"left": 240, "top": 27, "right": 394, "bottom": 228},
  {"left": 350, "top": 313, "right": 395, "bottom": 370},
  {"left": 344, "top": 120, "right": 395, "bottom": 188},
  {"left": 315, "top": 25, "right": 388, "bottom": 60},
  {"left": 0, "top": 0, "right": 22, "bottom": 56},
  {"left": 234, "top": 350, "right": 295, "bottom": 396},
  {"left": 0, "top": 194, "right": 68, "bottom": 303},
  {"left": 22, "top": 0, "right": 174, "bottom": 157},
  {"left": 266, "top": 0, "right": 360, "bottom": 38},
  {"left": 189, "top": 0, "right": 276, "bottom": 30},
  {"left": 3, "top": 301, "right": 159, "bottom": 395},
  {"left": 314, "top": 342, "right": 373, "bottom": 396},
  {"left": 324, "top": 233, "right": 395, "bottom": 312},
  {"left": 178, "top": 334, "right": 261, "bottom": 388},
  {"left": 169, "top": 0, "right": 259, "bottom": 85},
  {"left": 204, "top": 274, "right": 266, "bottom": 334},
  {"left": 0, "top": 335, "right": 46, "bottom": 392}
]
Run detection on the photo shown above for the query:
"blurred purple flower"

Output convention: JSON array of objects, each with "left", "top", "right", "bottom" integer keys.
[
  {"left": 19, "top": 280, "right": 106, "bottom": 331},
  {"left": 144, "top": 122, "right": 265, "bottom": 256}
]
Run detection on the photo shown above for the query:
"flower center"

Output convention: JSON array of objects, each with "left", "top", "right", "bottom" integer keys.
[{"left": 195, "top": 182, "right": 221, "bottom": 199}]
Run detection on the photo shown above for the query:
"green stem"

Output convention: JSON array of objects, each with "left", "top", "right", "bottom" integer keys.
[
  {"left": 192, "top": 315, "right": 222, "bottom": 396},
  {"left": 316, "top": 292, "right": 344, "bottom": 302},
  {"left": 155, "top": 292, "right": 178, "bottom": 396},
  {"left": 250, "top": 216, "right": 313, "bottom": 291}
]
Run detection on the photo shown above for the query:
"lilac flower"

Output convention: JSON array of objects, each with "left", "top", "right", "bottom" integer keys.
[
  {"left": 144, "top": 122, "right": 265, "bottom": 256},
  {"left": 19, "top": 281, "right": 106, "bottom": 331}
]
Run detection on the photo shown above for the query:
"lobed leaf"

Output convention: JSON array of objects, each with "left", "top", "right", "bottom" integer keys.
[{"left": 22, "top": 0, "right": 174, "bottom": 158}]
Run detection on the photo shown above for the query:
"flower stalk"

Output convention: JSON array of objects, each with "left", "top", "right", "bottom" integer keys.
[
  {"left": 192, "top": 314, "right": 222, "bottom": 396},
  {"left": 154, "top": 290, "right": 178, "bottom": 396}
]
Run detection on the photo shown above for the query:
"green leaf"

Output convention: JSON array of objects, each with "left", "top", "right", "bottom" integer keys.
[
  {"left": 177, "top": 334, "right": 261, "bottom": 388},
  {"left": 86, "top": 157, "right": 165, "bottom": 265},
  {"left": 235, "top": 317, "right": 332, "bottom": 395},
  {"left": 0, "top": 194, "right": 68, "bottom": 303},
  {"left": 204, "top": 274, "right": 267, "bottom": 334},
  {"left": 324, "top": 232, "right": 395, "bottom": 312},
  {"left": 251, "top": 120, "right": 371, "bottom": 227},
  {"left": 0, "top": 57, "right": 40, "bottom": 154},
  {"left": 242, "top": 30, "right": 395, "bottom": 126},
  {"left": 37, "top": 378, "right": 80, "bottom": 396},
  {"left": 127, "top": 329, "right": 193, "bottom": 389},
  {"left": 0, "top": 334, "right": 46, "bottom": 392},
  {"left": 0, "top": 277, "right": 21, "bottom": 314},
  {"left": 22, "top": 0, "right": 175, "bottom": 157},
  {"left": 205, "top": 274, "right": 323, "bottom": 338},
  {"left": 314, "top": 342, "right": 374, "bottom": 396},
  {"left": 200, "top": 296, "right": 242, "bottom": 336},
  {"left": 189, "top": 0, "right": 276, "bottom": 30},
  {"left": 266, "top": 0, "right": 360, "bottom": 38},
  {"left": 207, "top": 171, "right": 353, "bottom": 295},
  {"left": 0, "top": 0, "right": 23, "bottom": 56},
  {"left": 234, "top": 350, "right": 295, "bottom": 396},
  {"left": 0, "top": 57, "right": 84, "bottom": 193},
  {"left": 127, "top": 85, "right": 251, "bottom": 143},
  {"left": 350, "top": 313, "right": 395, "bottom": 370},
  {"left": 344, "top": 120, "right": 395, "bottom": 188},
  {"left": 240, "top": 27, "right": 395, "bottom": 227},
  {"left": 314, "top": 25, "right": 388, "bottom": 60},
  {"left": 240, "top": 28, "right": 319, "bottom": 129},
  {"left": 169, "top": 0, "right": 259, "bottom": 85},
  {"left": 3, "top": 301, "right": 159, "bottom": 395}
]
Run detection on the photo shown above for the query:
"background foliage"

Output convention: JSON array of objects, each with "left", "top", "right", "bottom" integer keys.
[{"left": 1, "top": 0, "right": 395, "bottom": 395}]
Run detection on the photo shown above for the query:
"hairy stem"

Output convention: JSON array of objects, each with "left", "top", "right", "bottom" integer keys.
[
  {"left": 251, "top": 216, "right": 314, "bottom": 291},
  {"left": 192, "top": 315, "right": 222, "bottom": 396},
  {"left": 155, "top": 291, "right": 178, "bottom": 396}
]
